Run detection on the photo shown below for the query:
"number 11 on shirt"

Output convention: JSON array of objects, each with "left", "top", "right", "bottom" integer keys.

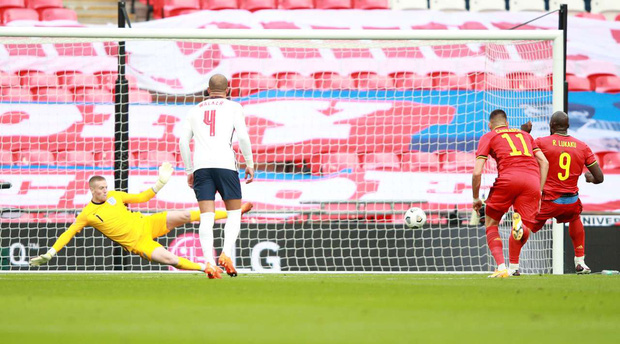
[{"left": 204, "top": 110, "right": 216, "bottom": 136}]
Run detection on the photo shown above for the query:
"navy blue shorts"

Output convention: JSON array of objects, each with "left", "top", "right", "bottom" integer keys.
[{"left": 193, "top": 168, "right": 242, "bottom": 201}]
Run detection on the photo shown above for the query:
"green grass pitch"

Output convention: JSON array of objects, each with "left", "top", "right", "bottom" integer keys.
[{"left": 1, "top": 273, "right": 618, "bottom": 343}]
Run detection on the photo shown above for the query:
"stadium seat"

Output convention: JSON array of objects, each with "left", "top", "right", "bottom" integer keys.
[
  {"left": 315, "top": 0, "right": 352, "bottom": 9},
  {"left": 0, "top": 71, "right": 20, "bottom": 87},
  {"left": 129, "top": 89, "right": 153, "bottom": 103},
  {"left": 429, "top": 0, "right": 466, "bottom": 11},
  {"left": 352, "top": 72, "right": 394, "bottom": 89},
  {"left": 155, "top": 0, "right": 200, "bottom": 18},
  {"left": 362, "top": 152, "right": 400, "bottom": 171},
  {"left": 25, "top": 0, "right": 62, "bottom": 11},
  {"left": 508, "top": 72, "right": 551, "bottom": 90},
  {"left": 439, "top": 151, "right": 475, "bottom": 172},
  {"left": 73, "top": 87, "right": 114, "bottom": 103},
  {"left": 616, "top": 13, "right": 620, "bottom": 21},
  {"left": 594, "top": 76, "right": 620, "bottom": 93},
  {"left": 0, "top": 150, "right": 14, "bottom": 165},
  {"left": 549, "top": 0, "right": 584, "bottom": 13},
  {"left": 230, "top": 72, "right": 277, "bottom": 97},
  {"left": 509, "top": 0, "right": 546, "bottom": 11},
  {"left": 200, "top": 0, "right": 238, "bottom": 9},
  {"left": 94, "top": 151, "right": 113, "bottom": 167},
  {"left": 32, "top": 87, "right": 74, "bottom": 102},
  {"left": 429, "top": 71, "right": 472, "bottom": 90},
  {"left": 240, "top": 0, "right": 276, "bottom": 11},
  {"left": 400, "top": 151, "right": 440, "bottom": 172},
  {"left": 17, "top": 149, "right": 55, "bottom": 165},
  {"left": 57, "top": 71, "right": 99, "bottom": 89},
  {"left": 591, "top": 0, "right": 620, "bottom": 16},
  {"left": 574, "top": 12, "right": 607, "bottom": 20},
  {"left": 319, "top": 152, "right": 361, "bottom": 174},
  {"left": 389, "top": 0, "right": 428, "bottom": 10},
  {"left": 313, "top": 72, "right": 355, "bottom": 90},
  {"left": 602, "top": 152, "right": 620, "bottom": 172},
  {"left": 2, "top": 8, "right": 38, "bottom": 23},
  {"left": 586, "top": 72, "right": 615, "bottom": 90},
  {"left": 95, "top": 71, "right": 139, "bottom": 91},
  {"left": 468, "top": 0, "right": 506, "bottom": 11},
  {"left": 566, "top": 75, "right": 592, "bottom": 91},
  {"left": 0, "top": 0, "right": 25, "bottom": 11},
  {"left": 278, "top": 0, "right": 313, "bottom": 8},
  {"left": 39, "top": 8, "right": 78, "bottom": 21},
  {"left": 274, "top": 72, "right": 315, "bottom": 90},
  {"left": 391, "top": 72, "right": 433, "bottom": 90},
  {"left": 18, "top": 71, "right": 58, "bottom": 89},
  {"left": 353, "top": 0, "right": 388, "bottom": 9},
  {"left": 136, "top": 151, "right": 177, "bottom": 168},
  {"left": 56, "top": 151, "right": 96, "bottom": 166},
  {"left": 0, "top": 87, "right": 32, "bottom": 101}
]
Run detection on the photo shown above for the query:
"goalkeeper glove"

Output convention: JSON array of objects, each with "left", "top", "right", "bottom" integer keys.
[
  {"left": 153, "top": 162, "right": 174, "bottom": 193},
  {"left": 30, "top": 248, "right": 57, "bottom": 267}
]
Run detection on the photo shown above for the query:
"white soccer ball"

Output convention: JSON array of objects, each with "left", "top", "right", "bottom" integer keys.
[{"left": 404, "top": 207, "right": 427, "bottom": 228}]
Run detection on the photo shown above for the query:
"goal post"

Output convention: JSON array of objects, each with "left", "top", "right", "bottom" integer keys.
[{"left": 0, "top": 27, "right": 565, "bottom": 274}]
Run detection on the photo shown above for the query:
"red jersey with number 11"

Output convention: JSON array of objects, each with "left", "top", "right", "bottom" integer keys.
[
  {"left": 535, "top": 134, "right": 597, "bottom": 201},
  {"left": 476, "top": 125, "right": 541, "bottom": 177}
]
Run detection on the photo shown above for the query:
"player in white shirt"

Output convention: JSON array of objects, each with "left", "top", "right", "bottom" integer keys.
[{"left": 179, "top": 74, "right": 255, "bottom": 279}]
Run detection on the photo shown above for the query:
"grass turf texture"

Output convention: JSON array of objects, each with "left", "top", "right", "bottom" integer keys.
[{"left": 1, "top": 274, "right": 618, "bottom": 343}]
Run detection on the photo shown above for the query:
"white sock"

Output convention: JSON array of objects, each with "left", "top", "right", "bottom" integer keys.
[
  {"left": 498, "top": 263, "right": 506, "bottom": 271},
  {"left": 509, "top": 263, "right": 519, "bottom": 271},
  {"left": 198, "top": 263, "right": 206, "bottom": 271},
  {"left": 574, "top": 255, "right": 585, "bottom": 266},
  {"left": 222, "top": 209, "right": 242, "bottom": 258},
  {"left": 199, "top": 212, "right": 216, "bottom": 265}
]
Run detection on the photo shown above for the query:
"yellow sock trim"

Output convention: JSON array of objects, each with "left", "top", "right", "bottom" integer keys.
[
  {"left": 214, "top": 210, "right": 227, "bottom": 221},
  {"left": 175, "top": 257, "right": 202, "bottom": 271},
  {"left": 190, "top": 210, "right": 200, "bottom": 222}
]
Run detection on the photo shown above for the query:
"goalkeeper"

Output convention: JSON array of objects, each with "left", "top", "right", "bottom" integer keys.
[{"left": 30, "top": 162, "right": 251, "bottom": 277}]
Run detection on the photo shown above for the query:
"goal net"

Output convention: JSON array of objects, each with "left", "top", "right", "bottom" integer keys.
[{"left": 0, "top": 28, "right": 564, "bottom": 274}]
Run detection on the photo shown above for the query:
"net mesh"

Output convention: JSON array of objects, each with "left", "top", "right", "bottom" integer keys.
[{"left": 0, "top": 36, "right": 556, "bottom": 273}]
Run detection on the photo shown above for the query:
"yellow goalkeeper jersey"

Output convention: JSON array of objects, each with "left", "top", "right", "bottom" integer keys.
[{"left": 52, "top": 189, "right": 156, "bottom": 252}]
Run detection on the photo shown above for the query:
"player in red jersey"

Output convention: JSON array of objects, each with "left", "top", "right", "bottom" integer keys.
[
  {"left": 472, "top": 109, "right": 549, "bottom": 278},
  {"left": 521, "top": 111, "right": 604, "bottom": 274}
]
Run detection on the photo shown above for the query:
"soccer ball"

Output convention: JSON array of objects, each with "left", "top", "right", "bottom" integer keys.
[{"left": 404, "top": 207, "right": 427, "bottom": 228}]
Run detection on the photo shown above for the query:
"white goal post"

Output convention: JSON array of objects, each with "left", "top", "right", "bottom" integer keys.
[{"left": 0, "top": 27, "right": 565, "bottom": 274}]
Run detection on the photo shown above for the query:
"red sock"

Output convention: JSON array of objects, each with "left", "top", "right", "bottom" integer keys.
[
  {"left": 486, "top": 225, "right": 505, "bottom": 266},
  {"left": 509, "top": 226, "right": 531, "bottom": 264},
  {"left": 569, "top": 218, "right": 585, "bottom": 257}
]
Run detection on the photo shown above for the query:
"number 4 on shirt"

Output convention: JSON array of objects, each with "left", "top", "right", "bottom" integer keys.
[{"left": 204, "top": 110, "right": 216, "bottom": 136}]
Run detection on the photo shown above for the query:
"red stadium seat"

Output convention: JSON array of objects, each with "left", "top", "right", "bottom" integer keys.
[
  {"left": 56, "top": 151, "right": 96, "bottom": 166},
  {"left": 315, "top": 0, "right": 351, "bottom": 9},
  {"left": 129, "top": 89, "right": 153, "bottom": 103},
  {"left": 313, "top": 72, "right": 355, "bottom": 90},
  {"left": 1, "top": 87, "right": 33, "bottom": 101},
  {"left": 567, "top": 75, "right": 592, "bottom": 92},
  {"left": 73, "top": 87, "right": 114, "bottom": 103},
  {"left": 156, "top": 0, "right": 200, "bottom": 18},
  {"left": 19, "top": 71, "right": 58, "bottom": 89},
  {"left": 470, "top": 72, "right": 512, "bottom": 91},
  {"left": 278, "top": 0, "right": 313, "bottom": 9},
  {"left": 95, "top": 71, "right": 138, "bottom": 91},
  {"left": 0, "top": 150, "right": 14, "bottom": 165},
  {"left": 594, "top": 76, "right": 620, "bottom": 93},
  {"left": 2, "top": 8, "right": 38, "bottom": 24},
  {"left": 25, "top": 0, "right": 62, "bottom": 10},
  {"left": 136, "top": 151, "right": 177, "bottom": 168},
  {"left": 429, "top": 71, "right": 472, "bottom": 90},
  {"left": 400, "top": 151, "right": 440, "bottom": 172},
  {"left": 391, "top": 72, "right": 433, "bottom": 90},
  {"left": 362, "top": 152, "right": 400, "bottom": 171},
  {"left": 439, "top": 151, "right": 475, "bottom": 172},
  {"left": 319, "top": 152, "right": 361, "bottom": 174},
  {"left": 40, "top": 8, "right": 78, "bottom": 21},
  {"left": 239, "top": 0, "right": 276, "bottom": 11},
  {"left": 57, "top": 71, "right": 99, "bottom": 89},
  {"left": 94, "top": 151, "right": 113, "bottom": 167},
  {"left": 230, "top": 72, "right": 277, "bottom": 97},
  {"left": 616, "top": 13, "right": 620, "bottom": 21},
  {"left": 352, "top": 72, "right": 394, "bottom": 90},
  {"left": 575, "top": 12, "right": 606, "bottom": 20},
  {"left": 32, "top": 87, "right": 74, "bottom": 102},
  {"left": 0, "top": 0, "right": 25, "bottom": 10},
  {"left": 17, "top": 149, "right": 55, "bottom": 165},
  {"left": 274, "top": 72, "right": 315, "bottom": 89},
  {"left": 353, "top": 0, "right": 388, "bottom": 9},
  {"left": 0, "top": 71, "right": 20, "bottom": 87},
  {"left": 603, "top": 152, "right": 620, "bottom": 172},
  {"left": 201, "top": 0, "right": 238, "bottom": 9},
  {"left": 508, "top": 72, "right": 551, "bottom": 90}
]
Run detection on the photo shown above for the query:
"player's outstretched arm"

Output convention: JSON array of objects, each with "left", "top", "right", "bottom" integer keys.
[
  {"left": 120, "top": 162, "right": 174, "bottom": 204},
  {"left": 585, "top": 163, "right": 604, "bottom": 184},
  {"left": 29, "top": 222, "right": 83, "bottom": 267}
]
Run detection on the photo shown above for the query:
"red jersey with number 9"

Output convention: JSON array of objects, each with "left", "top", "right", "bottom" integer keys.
[
  {"left": 535, "top": 134, "right": 597, "bottom": 201},
  {"left": 476, "top": 125, "right": 541, "bottom": 177}
]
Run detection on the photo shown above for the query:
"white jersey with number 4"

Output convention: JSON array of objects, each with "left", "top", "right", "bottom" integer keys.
[{"left": 179, "top": 98, "right": 254, "bottom": 174}]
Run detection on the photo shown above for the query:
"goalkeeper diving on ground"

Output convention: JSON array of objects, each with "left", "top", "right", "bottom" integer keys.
[{"left": 29, "top": 162, "right": 252, "bottom": 276}]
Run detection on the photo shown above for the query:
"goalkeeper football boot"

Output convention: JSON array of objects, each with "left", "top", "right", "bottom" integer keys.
[
  {"left": 511, "top": 213, "right": 523, "bottom": 241},
  {"left": 241, "top": 202, "right": 254, "bottom": 215},
  {"left": 575, "top": 257, "right": 591, "bottom": 275},
  {"left": 488, "top": 269, "right": 510, "bottom": 278},
  {"left": 510, "top": 270, "right": 521, "bottom": 277},
  {"left": 218, "top": 253, "right": 238, "bottom": 277},
  {"left": 205, "top": 263, "right": 223, "bottom": 279}
]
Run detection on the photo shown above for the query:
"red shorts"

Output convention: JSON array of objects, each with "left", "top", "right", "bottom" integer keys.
[
  {"left": 485, "top": 174, "right": 540, "bottom": 228},
  {"left": 531, "top": 198, "right": 582, "bottom": 232}
]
